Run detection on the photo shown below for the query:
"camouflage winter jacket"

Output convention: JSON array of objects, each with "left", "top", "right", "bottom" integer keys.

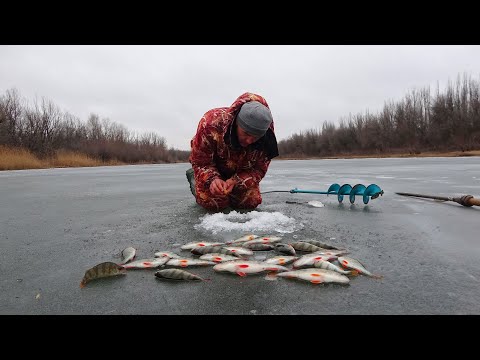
[{"left": 189, "top": 92, "right": 279, "bottom": 193}]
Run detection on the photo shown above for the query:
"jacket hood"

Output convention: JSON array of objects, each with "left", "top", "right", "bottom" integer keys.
[{"left": 224, "top": 92, "right": 279, "bottom": 159}]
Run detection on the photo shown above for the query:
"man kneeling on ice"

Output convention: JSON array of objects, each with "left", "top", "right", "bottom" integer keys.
[{"left": 186, "top": 92, "right": 279, "bottom": 212}]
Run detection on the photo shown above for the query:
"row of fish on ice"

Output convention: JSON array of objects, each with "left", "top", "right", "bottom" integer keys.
[{"left": 80, "top": 234, "right": 382, "bottom": 288}]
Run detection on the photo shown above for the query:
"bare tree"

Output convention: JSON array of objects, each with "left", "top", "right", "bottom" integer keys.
[
  {"left": 0, "top": 88, "right": 24, "bottom": 146},
  {"left": 278, "top": 73, "right": 480, "bottom": 158}
]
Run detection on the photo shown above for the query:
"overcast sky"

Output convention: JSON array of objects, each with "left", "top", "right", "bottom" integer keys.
[{"left": 1, "top": 45, "right": 479, "bottom": 150}]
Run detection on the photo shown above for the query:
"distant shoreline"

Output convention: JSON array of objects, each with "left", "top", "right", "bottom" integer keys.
[
  {"left": 276, "top": 150, "right": 480, "bottom": 161},
  {"left": 1, "top": 149, "right": 479, "bottom": 171}
]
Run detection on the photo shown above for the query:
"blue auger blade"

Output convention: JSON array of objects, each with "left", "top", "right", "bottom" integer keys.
[
  {"left": 337, "top": 184, "right": 352, "bottom": 203},
  {"left": 364, "top": 184, "right": 384, "bottom": 204},
  {"left": 350, "top": 184, "right": 367, "bottom": 204},
  {"left": 327, "top": 183, "right": 340, "bottom": 194}
]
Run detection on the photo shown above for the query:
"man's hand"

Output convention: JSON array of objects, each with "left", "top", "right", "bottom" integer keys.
[
  {"left": 224, "top": 178, "right": 236, "bottom": 194},
  {"left": 210, "top": 178, "right": 236, "bottom": 196}
]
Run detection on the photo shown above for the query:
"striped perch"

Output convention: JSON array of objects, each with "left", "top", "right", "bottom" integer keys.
[
  {"left": 155, "top": 269, "right": 204, "bottom": 281},
  {"left": 80, "top": 262, "right": 126, "bottom": 288}
]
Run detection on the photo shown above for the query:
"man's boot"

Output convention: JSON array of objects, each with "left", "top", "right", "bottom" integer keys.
[{"left": 186, "top": 168, "right": 196, "bottom": 196}]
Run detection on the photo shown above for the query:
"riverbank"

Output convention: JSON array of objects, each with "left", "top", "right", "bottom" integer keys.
[
  {"left": 1, "top": 145, "right": 479, "bottom": 171},
  {"left": 277, "top": 150, "right": 480, "bottom": 161},
  {"left": 0, "top": 146, "right": 124, "bottom": 171},
  {"left": 0, "top": 145, "right": 187, "bottom": 171}
]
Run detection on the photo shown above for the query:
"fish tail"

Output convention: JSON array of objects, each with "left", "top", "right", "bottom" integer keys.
[{"left": 349, "top": 270, "right": 360, "bottom": 276}]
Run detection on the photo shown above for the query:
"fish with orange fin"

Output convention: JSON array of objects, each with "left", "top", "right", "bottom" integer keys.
[
  {"left": 181, "top": 241, "right": 224, "bottom": 250},
  {"left": 242, "top": 237, "right": 282, "bottom": 247},
  {"left": 213, "top": 260, "right": 289, "bottom": 277},
  {"left": 313, "top": 259, "right": 351, "bottom": 275},
  {"left": 276, "top": 268, "right": 350, "bottom": 285},
  {"left": 80, "top": 262, "right": 126, "bottom": 288},
  {"left": 199, "top": 253, "right": 240, "bottom": 263},
  {"left": 223, "top": 246, "right": 254, "bottom": 256},
  {"left": 166, "top": 258, "right": 216, "bottom": 267},
  {"left": 225, "top": 234, "right": 259, "bottom": 245},
  {"left": 258, "top": 235, "right": 283, "bottom": 241},
  {"left": 316, "top": 249, "right": 349, "bottom": 256},
  {"left": 338, "top": 256, "right": 383, "bottom": 279},
  {"left": 264, "top": 256, "right": 298, "bottom": 265},
  {"left": 292, "top": 253, "right": 338, "bottom": 269},
  {"left": 121, "top": 257, "right": 169, "bottom": 269}
]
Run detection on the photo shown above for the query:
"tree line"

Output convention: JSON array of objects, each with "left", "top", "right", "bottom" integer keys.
[
  {"left": 2, "top": 72, "right": 479, "bottom": 165},
  {"left": 0, "top": 89, "right": 190, "bottom": 163},
  {"left": 278, "top": 73, "right": 480, "bottom": 157}
]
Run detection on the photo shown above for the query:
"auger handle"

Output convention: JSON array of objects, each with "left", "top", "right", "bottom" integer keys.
[{"left": 453, "top": 195, "right": 480, "bottom": 207}]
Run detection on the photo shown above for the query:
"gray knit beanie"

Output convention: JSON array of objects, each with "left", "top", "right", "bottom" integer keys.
[{"left": 236, "top": 101, "right": 273, "bottom": 137}]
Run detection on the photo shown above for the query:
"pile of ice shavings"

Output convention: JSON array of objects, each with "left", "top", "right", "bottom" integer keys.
[{"left": 195, "top": 210, "right": 301, "bottom": 235}]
